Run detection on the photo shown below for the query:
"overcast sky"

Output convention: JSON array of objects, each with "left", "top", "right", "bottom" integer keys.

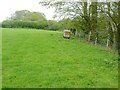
[{"left": 0, "top": 0, "right": 55, "bottom": 22}]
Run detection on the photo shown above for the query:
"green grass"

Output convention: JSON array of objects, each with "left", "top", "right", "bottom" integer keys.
[
  {"left": 0, "top": 28, "right": 2, "bottom": 89},
  {"left": 2, "top": 28, "right": 118, "bottom": 88}
]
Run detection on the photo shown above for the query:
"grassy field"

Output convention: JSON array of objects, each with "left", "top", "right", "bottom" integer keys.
[
  {"left": 0, "top": 28, "right": 2, "bottom": 89},
  {"left": 2, "top": 28, "right": 118, "bottom": 88}
]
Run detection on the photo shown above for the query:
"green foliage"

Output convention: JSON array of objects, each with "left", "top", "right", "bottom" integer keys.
[
  {"left": 2, "top": 20, "right": 48, "bottom": 29},
  {"left": 2, "top": 28, "right": 118, "bottom": 88},
  {"left": 0, "top": 22, "right": 2, "bottom": 28},
  {"left": 46, "top": 20, "right": 60, "bottom": 30},
  {"left": 58, "top": 18, "right": 74, "bottom": 30},
  {"left": 10, "top": 10, "right": 46, "bottom": 21},
  {"left": 39, "top": 1, "right": 119, "bottom": 51},
  {"left": 2, "top": 10, "right": 49, "bottom": 30}
]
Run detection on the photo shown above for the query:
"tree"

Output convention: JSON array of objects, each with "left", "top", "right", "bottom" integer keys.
[
  {"left": 99, "top": 2, "right": 119, "bottom": 50},
  {"left": 118, "top": 1, "right": 120, "bottom": 60},
  {"left": 2, "top": 10, "right": 48, "bottom": 29},
  {"left": 39, "top": 0, "right": 120, "bottom": 53},
  {"left": 39, "top": 0, "right": 91, "bottom": 38},
  {"left": 9, "top": 10, "right": 46, "bottom": 21},
  {"left": 91, "top": 1, "right": 98, "bottom": 45}
]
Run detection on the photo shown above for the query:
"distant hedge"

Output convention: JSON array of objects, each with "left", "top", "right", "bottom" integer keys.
[
  {"left": 2, "top": 20, "right": 48, "bottom": 29},
  {"left": 45, "top": 20, "right": 61, "bottom": 31}
]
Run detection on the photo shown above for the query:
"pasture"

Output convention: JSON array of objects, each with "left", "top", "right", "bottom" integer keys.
[
  {"left": 0, "top": 28, "right": 2, "bottom": 89},
  {"left": 2, "top": 28, "right": 118, "bottom": 88}
]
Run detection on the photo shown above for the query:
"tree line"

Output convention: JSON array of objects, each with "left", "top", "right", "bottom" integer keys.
[
  {"left": 39, "top": 0, "right": 120, "bottom": 59},
  {"left": 2, "top": 10, "right": 61, "bottom": 30}
]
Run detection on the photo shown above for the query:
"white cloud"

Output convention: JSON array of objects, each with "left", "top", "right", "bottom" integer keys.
[{"left": 0, "top": 0, "right": 55, "bottom": 22}]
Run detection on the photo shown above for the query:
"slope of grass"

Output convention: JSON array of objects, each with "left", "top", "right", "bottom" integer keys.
[
  {"left": 2, "top": 28, "right": 118, "bottom": 88},
  {"left": 0, "top": 28, "right": 2, "bottom": 89}
]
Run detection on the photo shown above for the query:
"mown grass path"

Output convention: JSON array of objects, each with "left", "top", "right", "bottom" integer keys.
[{"left": 2, "top": 28, "right": 118, "bottom": 88}]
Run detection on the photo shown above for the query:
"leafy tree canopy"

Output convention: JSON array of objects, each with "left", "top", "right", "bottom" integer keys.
[{"left": 9, "top": 10, "right": 46, "bottom": 21}]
